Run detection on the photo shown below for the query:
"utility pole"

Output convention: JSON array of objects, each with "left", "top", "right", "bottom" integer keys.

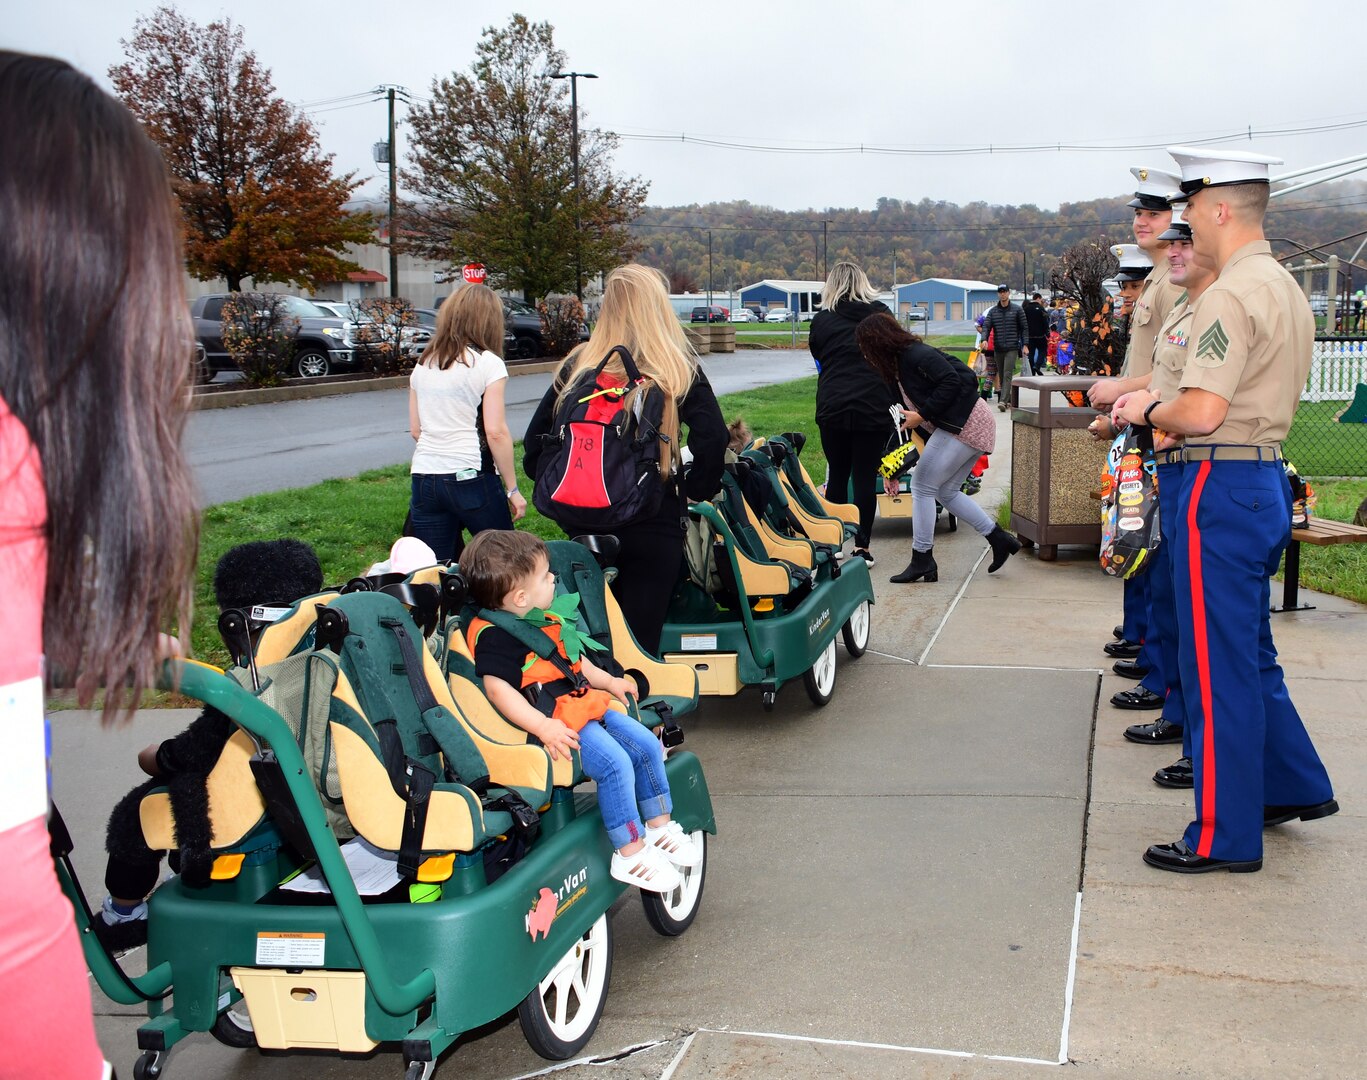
[
  {"left": 822, "top": 219, "right": 829, "bottom": 279},
  {"left": 1022, "top": 249, "right": 1027, "bottom": 296},
  {"left": 387, "top": 87, "right": 398, "bottom": 299},
  {"left": 707, "top": 230, "right": 714, "bottom": 308},
  {"left": 548, "top": 71, "right": 598, "bottom": 301}
]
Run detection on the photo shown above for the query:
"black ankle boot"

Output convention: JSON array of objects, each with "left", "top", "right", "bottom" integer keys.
[
  {"left": 890, "top": 547, "right": 937, "bottom": 583},
  {"left": 986, "top": 525, "right": 1021, "bottom": 573}
]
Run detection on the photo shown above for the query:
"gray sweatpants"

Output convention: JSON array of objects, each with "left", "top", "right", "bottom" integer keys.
[{"left": 911, "top": 429, "right": 995, "bottom": 552}]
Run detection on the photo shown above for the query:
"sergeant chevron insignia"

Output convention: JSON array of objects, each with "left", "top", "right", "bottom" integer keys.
[{"left": 1195, "top": 320, "right": 1229, "bottom": 367}]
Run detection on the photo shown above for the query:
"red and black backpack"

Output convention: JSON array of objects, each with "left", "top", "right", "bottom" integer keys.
[{"left": 532, "top": 345, "right": 670, "bottom": 534}]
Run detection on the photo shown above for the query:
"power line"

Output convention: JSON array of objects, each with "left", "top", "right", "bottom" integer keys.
[{"left": 595, "top": 116, "right": 1367, "bottom": 158}]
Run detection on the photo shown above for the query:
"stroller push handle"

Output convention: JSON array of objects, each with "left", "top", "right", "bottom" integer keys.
[{"left": 159, "top": 659, "right": 438, "bottom": 1015}]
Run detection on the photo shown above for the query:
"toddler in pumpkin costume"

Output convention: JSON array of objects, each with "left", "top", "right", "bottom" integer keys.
[{"left": 461, "top": 529, "right": 699, "bottom": 894}]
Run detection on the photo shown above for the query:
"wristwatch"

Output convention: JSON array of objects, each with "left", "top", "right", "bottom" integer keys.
[
  {"left": 506, "top": 485, "right": 520, "bottom": 498},
  {"left": 1143, "top": 400, "right": 1161, "bottom": 427}
]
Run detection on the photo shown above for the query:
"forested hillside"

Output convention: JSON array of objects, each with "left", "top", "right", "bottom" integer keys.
[{"left": 628, "top": 181, "right": 1367, "bottom": 291}]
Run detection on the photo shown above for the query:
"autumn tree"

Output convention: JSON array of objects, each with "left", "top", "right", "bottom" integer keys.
[
  {"left": 110, "top": 5, "right": 375, "bottom": 291},
  {"left": 1048, "top": 239, "right": 1121, "bottom": 375},
  {"left": 399, "top": 15, "right": 647, "bottom": 301}
]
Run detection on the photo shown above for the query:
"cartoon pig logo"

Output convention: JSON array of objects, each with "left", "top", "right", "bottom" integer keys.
[{"left": 526, "top": 887, "right": 557, "bottom": 941}]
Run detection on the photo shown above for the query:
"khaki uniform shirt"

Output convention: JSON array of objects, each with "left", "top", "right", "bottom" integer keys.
[
  {"left": 1151, "top": 291, "right": 1194, "bottom": 401},
  {"left": 1121, "top": 257, "right": 1184, "bottom": 378},
  {"left": 1179, "top": 240, "right": 1314, "bottom": 446}
]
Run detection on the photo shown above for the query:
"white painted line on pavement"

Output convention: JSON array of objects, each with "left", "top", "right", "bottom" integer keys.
[
  {"left": 658, "top": 1030, "right": 697, "bottom": 1080},
  {"left": 690, "top": 1027, "right": 1059, "bottom": 1067},
  {"left": 1059, "top": 890, "right": 1083, "bottom": 1064},
  {"left": 926, "top": 663, "right": 1106, "bottom": 674},
  {"left": 865, "top": 648, "right": 917, "bottom": 664},
  {"left": 917, "top": 547, "right": 989, "bottom": 665}
]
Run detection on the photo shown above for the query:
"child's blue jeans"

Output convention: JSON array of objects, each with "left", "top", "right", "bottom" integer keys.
[{"left": 577, "top": 708, "right": 672, "bottom": 849}]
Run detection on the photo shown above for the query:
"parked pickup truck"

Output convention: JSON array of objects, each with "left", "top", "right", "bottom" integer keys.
[{"left": 188, "top": 293, "right": 364, "bottom": 380}]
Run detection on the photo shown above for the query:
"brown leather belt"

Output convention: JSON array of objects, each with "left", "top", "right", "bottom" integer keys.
[{"left": 1157, "top": 444, "right": 1282, "bottom": 465}]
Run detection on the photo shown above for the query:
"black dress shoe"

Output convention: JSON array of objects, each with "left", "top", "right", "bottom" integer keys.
[
  {"left": 1112, "top": 659, "right": 1150, "bottom": 680},
  {"left": 1113, "top": 625, "right": 1124, "bottom": 640},
  {"left": 1153, "top": 757, "right": 1193, "bottom": 789},
  {"left": 1144, "top": 839, "right": 1261, "bottom": 874},
  {"left": 1111, "top": 687, "right": 1164, "bottom": 710},
  {"left": 1124, "top": 717, "right": 1183, "bottom": 744},
  {"left": 1104, "top": 638, "right": 1143, "bottom": 658},
  {"left": 1264, "top": 799, "right": 1339, "bottom": 827}
]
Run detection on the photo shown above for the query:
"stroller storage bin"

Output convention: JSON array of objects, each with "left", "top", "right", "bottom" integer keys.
[{"left": 230, "top": 967, "right": 377, "bottom": 1052}]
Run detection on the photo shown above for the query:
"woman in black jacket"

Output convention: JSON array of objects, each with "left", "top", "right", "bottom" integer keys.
[
  {"left": 524, "top": 265, "right": 728, "bottom": 654},
  {"left": 856, "top": 313, "right": 1020, "bottom": 583},
  {"left": 807, "top": 262, "right": 896, "bottom": 567}
]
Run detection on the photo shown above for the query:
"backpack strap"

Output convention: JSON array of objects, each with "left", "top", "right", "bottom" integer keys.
[{"left": 597, "top": 344, "right": 645, "bottom": 385}]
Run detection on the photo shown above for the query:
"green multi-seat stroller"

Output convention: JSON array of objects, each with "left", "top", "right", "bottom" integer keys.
[
  {"left": 658, "top": 432, "right": 875, "bottom": 711},
  {"left": 56, "top": 547, "right": 713, "bottom": 1080}
]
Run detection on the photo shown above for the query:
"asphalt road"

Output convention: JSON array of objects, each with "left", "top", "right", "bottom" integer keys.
[{"left": 188, "top": 351, "right": 818, "bottom": 505}]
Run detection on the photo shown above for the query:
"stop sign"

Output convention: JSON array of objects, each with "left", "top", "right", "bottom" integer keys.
[{"left": 462, "top": 263, "right": 486, "bottom": 284}]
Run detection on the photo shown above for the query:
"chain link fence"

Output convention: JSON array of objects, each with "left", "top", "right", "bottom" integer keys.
[{"left": 1287, "top": 336, "right": 1367, "bottom": 478}]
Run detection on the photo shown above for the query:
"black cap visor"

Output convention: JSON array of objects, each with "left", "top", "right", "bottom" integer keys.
[{"left": 1128, "top": 193, "right": 1173, "bottom": 210}]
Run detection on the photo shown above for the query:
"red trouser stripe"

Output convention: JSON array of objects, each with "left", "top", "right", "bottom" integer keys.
[{"left": 1186, "top": 461, "right": 1217, "bottom": 856}]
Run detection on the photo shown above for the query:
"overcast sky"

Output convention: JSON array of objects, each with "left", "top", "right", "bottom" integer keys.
[{"left": 10, "top": 0, "right": 1367, "bottom": 213}]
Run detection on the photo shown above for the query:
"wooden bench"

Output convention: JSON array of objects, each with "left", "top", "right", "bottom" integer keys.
[{"left": 1274, "top": 517, "right": 1367, "bottom": 612}]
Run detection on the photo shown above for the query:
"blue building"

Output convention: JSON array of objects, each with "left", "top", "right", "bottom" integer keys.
[
  {"left": 738, "top": 279, "right": 826, "bottom": 320},
  {"left": 893, "top": 279, "right": 1000, "bottom": 322}
]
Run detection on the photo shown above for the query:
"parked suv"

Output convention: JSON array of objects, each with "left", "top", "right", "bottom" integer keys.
[
  {"left": 188, "top": 293, "right": 362, "bottom": 379},
  {"left": 503, "top": 296, "right": 546, "bottom": 360},
  {"left": 502, "top": 296, "right": 590, "bottom": 360},
  {"left": 690, "top": 305, "right": 728, "bottom": 323}
]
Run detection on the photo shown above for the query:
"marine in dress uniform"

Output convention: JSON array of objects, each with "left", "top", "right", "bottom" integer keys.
[
  {"left": 1115, "top": 147, "right": 1338, "bottom": 873},
  {"left": 1090, "top": 170, "right": 1185, "bottom": 719},
  {"left": 1137, "top": 206, "right": 1212, "bottom": 789}
]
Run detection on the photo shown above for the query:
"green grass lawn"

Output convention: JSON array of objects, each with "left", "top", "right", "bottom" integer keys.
[{"left": 1295, "top": 478, "right": 1367, "bottom": 604}]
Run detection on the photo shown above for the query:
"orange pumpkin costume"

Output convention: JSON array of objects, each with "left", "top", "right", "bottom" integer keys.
[{"left": 466, "top": 611, "right": 614, "bottom": 731}]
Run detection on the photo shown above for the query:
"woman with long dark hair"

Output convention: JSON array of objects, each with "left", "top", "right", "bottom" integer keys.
[
  {"left": 856, "top": 313, "right": 1020, "bottom": 583},
  {"left": 808, "top": 261, "right": 896, "bottom": 567},
  {"left": 1, "top": 51, "right": 199, "bottom": 1076}
]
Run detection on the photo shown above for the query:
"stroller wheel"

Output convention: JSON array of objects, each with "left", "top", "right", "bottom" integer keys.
[
  {"left": 841, "top": 600, "right": 871, "bottom": 658},
  {"left": 517, "top": 913, "right": 613, "bottom": 1059},
  {"left": 133, "top": 1051, "right": 166, "bottom": 1080},
  {"left": 803, "top": 638, "right": 838, "bottom": 706},
  {"left": 210, "top": 999, "right": 257, "bottom": 1049},
  {"left": 948, "top": 514, "right": 958, "bottom": 532}
]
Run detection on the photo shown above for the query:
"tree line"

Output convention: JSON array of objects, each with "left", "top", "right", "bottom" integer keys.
[
  {"left": 630, "top": 188, "right": 1367, "bottom": 293},
  {"left": 108, "top": 7, "right": 1365, "bottom": 302}
]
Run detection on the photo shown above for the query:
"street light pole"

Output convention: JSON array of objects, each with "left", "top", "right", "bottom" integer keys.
[
  {"left": 707, "top": 229, "right": 713, "bottom": 308},
  {"left": 388, "top": 87, "right": 398, "bottom": 299},
  {"left": 548, "top": 70, "right": 597, "bottom": 301}
]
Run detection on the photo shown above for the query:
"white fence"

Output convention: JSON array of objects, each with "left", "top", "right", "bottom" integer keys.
[{"left": 1304, "top": 339, "right": 1367, "bottom": 403}]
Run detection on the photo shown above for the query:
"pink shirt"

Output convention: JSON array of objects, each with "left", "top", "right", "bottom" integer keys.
[
  {"left": 0, "top": 394, "right": 106, "bottom": 1078},
  {"left": 0, "top": 395, "right": 45, "bottom": 681}
]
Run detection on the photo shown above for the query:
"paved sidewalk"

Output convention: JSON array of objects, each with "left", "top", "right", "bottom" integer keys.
[{"left": 61, "top": 403, "right": 1365, "bottom": 1078}]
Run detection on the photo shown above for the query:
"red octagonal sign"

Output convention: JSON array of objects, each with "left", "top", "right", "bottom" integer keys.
[{"left": 462, "top": 263, "right": 486, "bottom": 284}]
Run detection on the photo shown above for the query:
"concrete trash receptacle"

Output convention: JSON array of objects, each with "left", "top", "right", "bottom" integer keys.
[{"left": 1008, "top": 375, "right": 1108, "bottom": 561}]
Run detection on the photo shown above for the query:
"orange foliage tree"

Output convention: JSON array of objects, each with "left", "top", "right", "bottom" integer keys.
[
  {"left": 110, "top": 6, "right": 375, "bottom": 291},
  {"left": 1048, "top": 239, "right": 1122, "bottom": 376}
]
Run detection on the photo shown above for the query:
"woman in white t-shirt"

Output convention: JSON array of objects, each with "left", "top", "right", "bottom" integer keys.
[{"left": 409, "top": 284, "right": 527, "bottom": 559}]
